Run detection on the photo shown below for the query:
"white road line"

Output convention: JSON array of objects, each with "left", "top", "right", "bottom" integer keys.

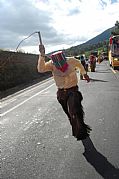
[
  {"left": 106, "top": 62, "right": 118, "bottom": 74},
  {"left": 0, "top": 83, "right": 55, "bottom": 117},
  {"left": 1, "top": 78, "right": 53, "bottom": 102},
  {"left": 1, "top": 78, "right": 54, "bottom": 107},
  {"left": 110, "top": 68, "right": 116, "bottom": 74}
]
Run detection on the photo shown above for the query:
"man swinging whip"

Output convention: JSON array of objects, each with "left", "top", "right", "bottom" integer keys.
[{"left": 37, "top": 44, "right": 91, "bottom": 140}]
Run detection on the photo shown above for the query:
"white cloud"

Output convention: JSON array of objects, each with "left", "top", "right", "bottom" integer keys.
[{"left": 0, "top": 0, "right": 119, "bottom": 54}]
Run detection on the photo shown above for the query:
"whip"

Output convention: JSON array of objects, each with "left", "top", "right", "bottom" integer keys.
[
  {"left": 15, "top": 31, "right": 42, "bottom": 51},
  {"left": 0, "top": 31, "right": 43, "bottom": 70}
]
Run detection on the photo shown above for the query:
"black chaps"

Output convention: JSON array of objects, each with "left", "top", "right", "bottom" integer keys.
[{"left": 57, "top": 86, "right": 91, "bottom": 140}]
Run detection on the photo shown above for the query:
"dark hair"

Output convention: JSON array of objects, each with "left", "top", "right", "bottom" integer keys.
[{"left": 80, "top": 55, "right": 84, "bottom": 59}]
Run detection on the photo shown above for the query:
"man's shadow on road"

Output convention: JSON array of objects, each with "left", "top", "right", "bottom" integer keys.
[
  {"left": 82, "top": 137, "right": 119, "bottom": 179},
  {"left": 90, "top": 78, "right": 108, "bottom": 82},
  {"left": 95, "top": 71, "right": 111, "bottom": 73}
]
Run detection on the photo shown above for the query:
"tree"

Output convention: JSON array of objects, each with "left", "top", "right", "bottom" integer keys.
[
  {"left": 115, "top": 21, "right": 119, "bottom": 29},
  {"left": 111, "top": 20, "right": 119, "bottom": 35}
]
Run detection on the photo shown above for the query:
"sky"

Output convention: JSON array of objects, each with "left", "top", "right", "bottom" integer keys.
[{"left": 0, "top": 0, "right": 119, "bottom": 54}]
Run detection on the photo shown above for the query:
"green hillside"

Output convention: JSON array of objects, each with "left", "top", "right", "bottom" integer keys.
[
  {"left": 64, "top": 20, "right": 119, "bottom": 56},
  {"left": 83, "top": 27, "right": 113, "bottom": 45},
  {"left": 64, "top": 27, "right": 114, "bottom": 56}
]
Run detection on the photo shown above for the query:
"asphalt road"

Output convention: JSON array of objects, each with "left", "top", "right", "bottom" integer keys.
[{"left": 1, "top": 61, "right": 119, "bottom": 179}]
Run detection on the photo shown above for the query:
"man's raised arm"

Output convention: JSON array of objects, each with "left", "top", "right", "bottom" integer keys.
[{"left": 37, "top": 44, "right": 52, "bottom": 73}]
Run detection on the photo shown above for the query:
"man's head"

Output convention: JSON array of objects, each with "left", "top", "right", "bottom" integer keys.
[{"left": 50, "top": 51, "right": 68, "bottom": 72}]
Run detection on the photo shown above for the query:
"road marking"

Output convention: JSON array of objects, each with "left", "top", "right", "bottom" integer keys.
[
  {"left": 1, "top": 78, "right": 54, "bottom": 107},
  {"left": 0, "top": 83, "right": 55, "bottom": 117},
  {"left": 110, "top": 68, "right": 116, "bottom": 74},
  {"left": 1, "top": 78, "right": 53, "bottom": 102}
]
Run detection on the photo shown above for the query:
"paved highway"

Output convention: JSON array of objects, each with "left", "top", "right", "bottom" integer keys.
[{"left": 1, "top": 61, "right": 119, "bottom": 179}]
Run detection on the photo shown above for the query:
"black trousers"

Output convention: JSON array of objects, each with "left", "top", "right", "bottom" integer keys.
[{"left": 57, "top": 86, "right": 91, "bottom": 140}]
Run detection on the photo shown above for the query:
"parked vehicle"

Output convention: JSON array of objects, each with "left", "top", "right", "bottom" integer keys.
[{"left": 108, "top": 35, "right": 119, "bottom": 69}]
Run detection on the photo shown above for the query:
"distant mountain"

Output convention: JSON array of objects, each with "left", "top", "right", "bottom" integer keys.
[
  {"left": 47, "top": 26, "right": 114, "bottom": 56},
  {"left": 83, "top": 27, "right": 114, "bottom": 45},
  {"left": 64, "top": 26, "right": 114, "bottom": 56}
]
